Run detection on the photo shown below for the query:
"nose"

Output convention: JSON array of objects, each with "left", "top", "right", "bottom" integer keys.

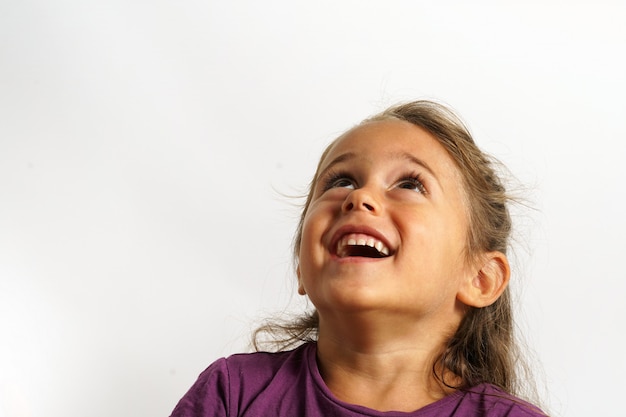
[{"left": 341, "top": 187, "right": 381, "bottom": 214}]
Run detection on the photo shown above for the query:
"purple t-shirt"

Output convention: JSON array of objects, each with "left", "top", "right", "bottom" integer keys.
[{"left": 170, "top": 342, "right": 544, "bottom": 417}]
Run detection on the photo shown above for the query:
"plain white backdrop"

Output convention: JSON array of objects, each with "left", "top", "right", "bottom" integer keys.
[{"left": 1, "top": 1, "right": 625, "bottom": 416}]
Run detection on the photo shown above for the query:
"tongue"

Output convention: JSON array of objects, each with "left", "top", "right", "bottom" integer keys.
[{"left": 344, "top": 245, "right": 386, "bottom": 258}]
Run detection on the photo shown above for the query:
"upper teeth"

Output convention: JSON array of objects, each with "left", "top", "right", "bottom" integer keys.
[{"left": 337, "top": 233, "right": 390, "bottom": 257}]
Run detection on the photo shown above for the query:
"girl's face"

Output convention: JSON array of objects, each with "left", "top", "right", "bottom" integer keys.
[{"left": 297, "top": 119, "right": 476, "bottom": 328}]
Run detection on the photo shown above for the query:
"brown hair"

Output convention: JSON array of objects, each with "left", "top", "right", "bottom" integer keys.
[{"left": 255, "top": 100, "right": 529, "bottom": 398}]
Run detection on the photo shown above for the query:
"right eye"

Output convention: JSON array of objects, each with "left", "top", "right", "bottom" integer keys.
[{"left": 322, "top": 172, "right": 356, "bottom": 191}]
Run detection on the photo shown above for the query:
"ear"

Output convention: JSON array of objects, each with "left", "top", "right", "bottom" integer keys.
[
  {"left": 296, "top": 265, "right": 306, "bottom": 295},
  {"left": 457, "top": 251, "right": 510, "bottom": 308}
]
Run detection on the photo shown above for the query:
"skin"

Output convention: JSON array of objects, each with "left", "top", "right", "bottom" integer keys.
[{"left": 296, "top": 119, "right": 509, "bottom": 412}]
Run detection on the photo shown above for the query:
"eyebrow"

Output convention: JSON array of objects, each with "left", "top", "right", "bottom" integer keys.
[
  {"left": 317, "top": 152, "right": 356, "bottom": 180},
  {"left": 318, "top": 151, "right": 440, "bottom": 185},
  {"left": 394, "top": 151, "right": 438, "bottom": 180}
]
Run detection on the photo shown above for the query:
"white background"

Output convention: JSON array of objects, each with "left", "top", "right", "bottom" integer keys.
[{"left": 1, "top": 1, "right": 625, "bottom": 416}]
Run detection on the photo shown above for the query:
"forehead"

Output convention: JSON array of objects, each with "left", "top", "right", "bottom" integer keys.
[{"left": 319, "top": 119, "right": 461, "bottom": 181}]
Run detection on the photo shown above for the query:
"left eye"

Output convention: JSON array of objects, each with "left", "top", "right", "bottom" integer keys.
[{"left": 397, "top": 177, "right": 426, "bottom": 194}]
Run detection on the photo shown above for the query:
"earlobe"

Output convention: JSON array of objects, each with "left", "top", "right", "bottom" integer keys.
[{"left": 457, "top": 251, "right": 510, "bottom": 308}]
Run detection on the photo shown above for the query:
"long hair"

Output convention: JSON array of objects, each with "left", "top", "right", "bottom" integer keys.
[{"left": 255, "top": 100, "right": 531, "bottom": 399}]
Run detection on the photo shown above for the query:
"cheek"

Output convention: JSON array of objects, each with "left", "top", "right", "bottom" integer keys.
[
  {"left": 300, "top": 200, "right": 332, "bottom": 239},
  {"left": 299, "top": 211, "right": 315, "bottom": 248},
  {"left": 297, "top": 216, "right": 322, "bottom": 297},
  {"left": 298, "top": 209, "right": 323, "bottom": 266},
  {"left": 402, "top": 209, "right": 468, "bottom": 260},
  {"left": 298, "top": 202, "right": 337, "bottom": 276}
]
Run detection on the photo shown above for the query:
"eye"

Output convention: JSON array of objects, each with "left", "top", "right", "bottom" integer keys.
[
  {"left": 322, "top": 172, "right": 356, "bottom": 191},
  {"left": 396, "top": 175, "right": 427, "bottom": 194}
]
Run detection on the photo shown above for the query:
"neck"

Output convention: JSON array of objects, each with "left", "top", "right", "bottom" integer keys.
[{"left": 314, "top": 310, "right": 462, "bottom": 412}]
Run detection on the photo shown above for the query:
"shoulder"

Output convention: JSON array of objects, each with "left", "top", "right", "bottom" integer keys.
[
  {"left": 225, "top": 342, "right": 311, "bottom": 373},
  {"left": 453, "top": 384, "right": 547, "bottom": 417},
  {"left": 220, "top": 343, "right": 312, "bottom": 390},
  {"left": 169, "top": 357, "right": 231, "bottom": 417},
  {"left": 170, "top": 343, "right": 315, "bottom": 417}
]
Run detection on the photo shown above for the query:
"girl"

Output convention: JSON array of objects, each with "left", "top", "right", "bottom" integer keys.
[{"left": 170, "top": 100, "right": 546, "bottom": 416}]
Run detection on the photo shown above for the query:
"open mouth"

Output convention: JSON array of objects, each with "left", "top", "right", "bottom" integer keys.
[{"left": 336, "top": 233, "right": 391, "bottom": 258}]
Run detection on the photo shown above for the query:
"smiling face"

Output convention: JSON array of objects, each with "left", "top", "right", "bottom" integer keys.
[{"left": 297, "top": 119, "right": 478, "bottom": 327}]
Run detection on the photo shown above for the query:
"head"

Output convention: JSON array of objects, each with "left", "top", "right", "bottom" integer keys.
[
  {"left": 292, "top": 100, "right": 517, "bottom": 391},
  {"left": 295, "top": 100, "right": 511, "bottom": 266}
]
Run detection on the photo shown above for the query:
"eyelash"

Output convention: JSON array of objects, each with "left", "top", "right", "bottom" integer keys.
[
  {"left": 322, "top": 170, "right": 356, "bottom": 191},
  {"left": 397, "top": 174, "right": 427, "bottom": 194},
  {"left": 321, "top": 170, "right": 427, "bottom": 194}
]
